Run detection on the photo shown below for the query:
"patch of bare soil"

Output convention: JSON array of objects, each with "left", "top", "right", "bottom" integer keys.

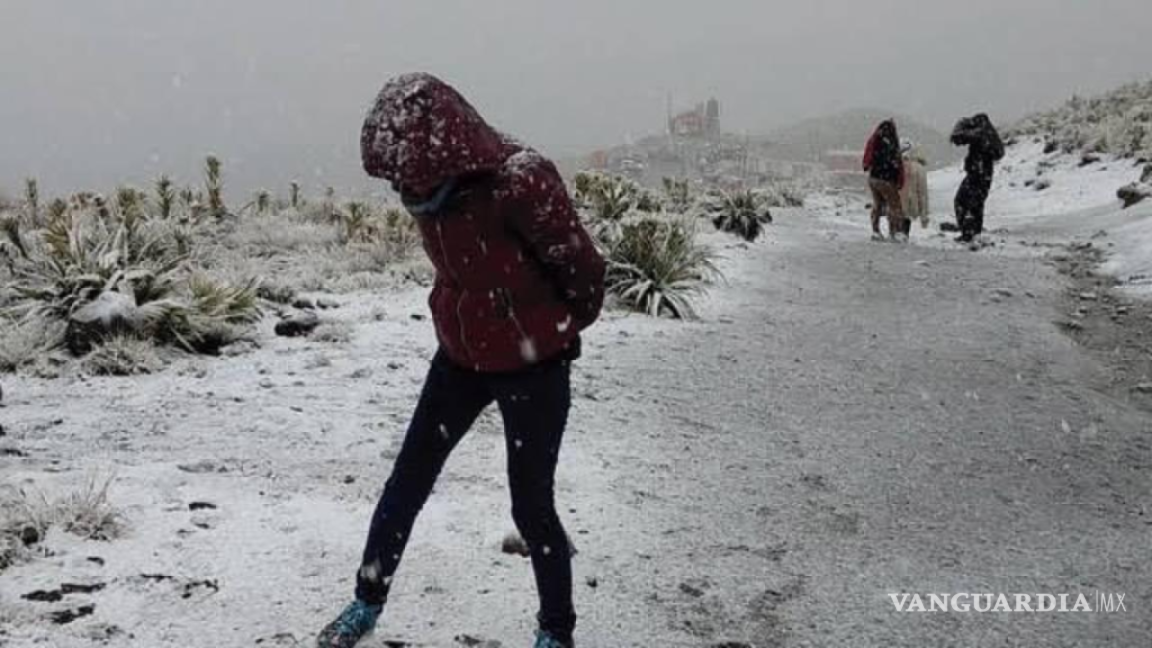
[{"left": 1051, "top": 241, "right": 1152, "bottom": 411}]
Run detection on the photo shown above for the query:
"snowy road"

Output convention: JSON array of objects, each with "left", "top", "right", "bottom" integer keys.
[
  {"left": 573, "top": 210, "right": 1152, "bottom": 647},
  {"left": 2, "top": 202, "right": 1151, "bottom": 647}
]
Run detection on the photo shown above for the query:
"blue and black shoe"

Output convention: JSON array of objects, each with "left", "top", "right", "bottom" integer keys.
[
  {"left": 534, "top": 630, "right": 574, "bottom": 648},
  {"left": 317, "top": 600, "right": 382, "bottom": 648}
]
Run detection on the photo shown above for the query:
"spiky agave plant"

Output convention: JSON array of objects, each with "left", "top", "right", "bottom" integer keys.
[
  {"left": 0, "top": 212, "right": 28, "bottom": 261},
  {"left": 254, "top": 190, "right": 271, "bottom": 215},
  {"left": 707, "top": 189, "right": 772, "bottom": 242},
  {"left": 593, "top": 177, "right": 638, "bottom": 222},
  {"left": 10, "top": 206, "right": 187, "bottom": 323},
  {"left": 289, "top": 181, "right": 302, "bottom": 210},
  {"left": 605, "top": 218, "right": 720, "bottom": 319},
  {"left": 662, "top": 177, "right": 693, "bottom": 214},
  {"left": 155, "top": 176, "right": 176, "bottom": 220},
  {"left": 339, "top": 201, "right": 377, "bottom": 243},
  {"left": 204, "top": 155, "right": 225, "bottom": 220},
  {"left": 115, "top": 186, "right": 147, "bottom": 229},
  {"left": 47, "top": 198, "right": 68, "bottom": 223},
  {"left": 382, "top": 207, "right": 419, "bottom": 259},
  {"left": 322, "top": 187, "right": 338, "bottom": 223},
  {"left": 140, "top": 274, "right": 261, "bottom": 353},
  {"left": 23, "top": 178, "right": 40, "bottom": 226}
]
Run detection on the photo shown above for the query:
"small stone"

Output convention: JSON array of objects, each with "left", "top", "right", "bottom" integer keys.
[
  {"left": 19, "top": 525, "right": 41, "bottom": 546},
  {"left": 1133, "top": 383, "right": 1152, "bottom": 394},
  {"left": 274, "top": 311, "right": 320, "bottom": 338},
  {"left": 49, "top": 605, "right": 95, "bottom": 625},
  {"left": 316, "top": 298, "right": 340, "bottom": 310},
  {"left": 679, "top": 582, "right": 706, "bottom": 598},
  {"left": 259, "top": 379, "right": 274, "bottom": 389},
  {"left": 177, "top": 460, "right": 226, "bottom": 474},
  {"left": 188, "top": 502, "right": 217, "bottom": 511},
  {"left": 1078, "top": 292, "right": 1098, "bottom": 301},
  {"left": 586, "top": 577, "right": 599, "bottom": 589},
  {"left": 291, "top": 298, "right": 316, "bottom": 310},
  {"left": 501, "top": 531, "right": 531, "bottom": 557},
  {"left": 342, "top": 475, "right": 356, "bottom": 484},
  {"left": 410, "top": 313, "right": 426, "bottom": 321}
]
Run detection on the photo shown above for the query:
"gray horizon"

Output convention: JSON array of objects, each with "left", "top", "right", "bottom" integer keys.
[{"left": 3, "top": 0, "right": 1151, "bottom": 198}]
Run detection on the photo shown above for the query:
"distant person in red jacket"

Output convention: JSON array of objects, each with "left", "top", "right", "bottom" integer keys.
[
  {"left": 317, "top": 73, "right": 605, "bottom": 648},
  {"left": 863, "top": 120, "right": 908, "bottom": 241}
]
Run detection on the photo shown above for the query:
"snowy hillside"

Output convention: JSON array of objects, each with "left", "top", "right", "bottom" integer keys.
[
  {"left": 929, "top": 140, "right": 1152, "bottom": 294},
  {"left": 1007, "top": 80, "right": 1152, "bottom": 159}
]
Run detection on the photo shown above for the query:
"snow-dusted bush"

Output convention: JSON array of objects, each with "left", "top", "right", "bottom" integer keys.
[
  {"left": 661, "top": 177, "right": 694, "bottom": 214},
  {"left": 604, "top": 217, "right": 720, "bottom": 319},
  {"left": 232, "top": 213, "right": 339, "bottom": 255},
  {"left": 704, "top": 189, "right": 773, "bottom": 242},
  {"left": 81, "top": 334, "right": 164, "bottom": 376},
  {"left": 0, "top": 476, "right": 125, "bottom": 572},
  {"left": 0, "top": 200, "right": 260, "bottom": 365},
  {"left": 1010, "top": 81, "right": 1152, "bottom": 159},
  {"left": 573, "top": 172, "right": 662, "bottom": 221},
  {"left": 0, "top": 314, "right": 64, "bottom": 373}
]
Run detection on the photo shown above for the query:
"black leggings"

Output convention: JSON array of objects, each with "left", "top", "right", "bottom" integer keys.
[
  {"left": 356, "top": 349, "right": 576, "bottom": 640},
  {"left": 955, "top": 175, "right": 992, "bottom": 239}
]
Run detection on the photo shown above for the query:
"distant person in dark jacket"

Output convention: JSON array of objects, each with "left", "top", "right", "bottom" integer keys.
[
  {"left": 863, "top": 120, "right": 907, "bottom": 241},
  {"left": 317, "top": 73, "right": 605, "bottom": 648},
  {"left": 951, "top": 113, "right": 1004, "bottom": 243}
]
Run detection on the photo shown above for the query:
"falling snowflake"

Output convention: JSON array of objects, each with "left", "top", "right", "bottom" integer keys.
[
  {"left": 519, "top": 338, "right": 538, "bottom": 363},
  {"left": 359, "top": 560, "right": 382, "bottom": 582}
]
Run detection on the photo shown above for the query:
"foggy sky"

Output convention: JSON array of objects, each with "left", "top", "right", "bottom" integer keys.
[{"left": 3, "top": 0, "right": 1152, "bottom": 198}]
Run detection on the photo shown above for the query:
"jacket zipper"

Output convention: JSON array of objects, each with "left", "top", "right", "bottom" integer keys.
[{"left": 436, "top": 221, "right": 474, "bottom": 363}]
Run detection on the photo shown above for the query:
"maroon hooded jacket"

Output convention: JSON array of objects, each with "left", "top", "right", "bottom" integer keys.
[{"left": 361, "top": 74, "right": 606, "bottom": 372}]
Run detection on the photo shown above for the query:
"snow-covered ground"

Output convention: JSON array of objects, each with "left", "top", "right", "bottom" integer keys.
[
  {"left": 928, "top": 141, "right": 1152, "bottom": 294},
  {"left": 3, "top": 146, "right": 1152, "bottom": 647}
]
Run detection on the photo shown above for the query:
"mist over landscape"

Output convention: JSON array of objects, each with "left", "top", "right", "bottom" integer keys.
[
  {"left": 4, "top": 0, "right": 1152, "bottom": 196},
  {"left": 4, "top": 4, "right": 1152, "bottom": 648}
]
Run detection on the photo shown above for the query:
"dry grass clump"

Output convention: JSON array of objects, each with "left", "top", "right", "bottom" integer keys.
[{"left": 0, "top": 475, "right": 125, "bottom": 572}]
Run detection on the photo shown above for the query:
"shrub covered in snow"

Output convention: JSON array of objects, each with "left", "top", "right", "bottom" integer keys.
[
  {"left": 1009, "top": 80, "right": 1152, "bottom": 159},
  {"left": 603, "top": 217, "right": 720, "bottom": 319},
  {"left": 704, "top": 189, "right": 774, "bottom": 242},
  {"left": 572, "top": 172, "right": 663, "bottom": 221},
  {"left": 0, "top": 171, "right": 262, "bottom": 371},
  {"left": 0, "top": 476, "right": 125, "bottom": 573},
  {"left": 661, "top": 177, "right": 694, "bottom": 214}
]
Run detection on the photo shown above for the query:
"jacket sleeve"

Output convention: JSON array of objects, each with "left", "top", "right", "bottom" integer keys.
[{"left": 506, "top": 158, "right": 606, "bottom": 331}]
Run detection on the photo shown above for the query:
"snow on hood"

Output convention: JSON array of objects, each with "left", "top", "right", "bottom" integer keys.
[{"left": 361, "top": 73, "right": 508, "bottom": 194}]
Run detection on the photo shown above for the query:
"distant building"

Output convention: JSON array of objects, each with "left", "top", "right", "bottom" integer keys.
[
  {"left": 668, "top": 98, "right": 722, "bottom": 138},
  {"left": 823, "top": 149, "right": 868, "bottom": 190}
]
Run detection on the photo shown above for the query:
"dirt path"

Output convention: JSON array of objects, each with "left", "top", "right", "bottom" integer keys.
[
  {"left": 2, "top": 209, "right": 1150, "bottom": 648},
  {"left": 572, "top": 211, "right": 1152, "bottom": 647}
]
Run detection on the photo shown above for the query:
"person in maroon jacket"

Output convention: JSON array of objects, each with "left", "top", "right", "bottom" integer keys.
[
  {"left": 317, "top": 74, "right": 605, "bottom": 648},
  {"left": 862, "top": 119, "right": 908, "bottom": 241}
]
